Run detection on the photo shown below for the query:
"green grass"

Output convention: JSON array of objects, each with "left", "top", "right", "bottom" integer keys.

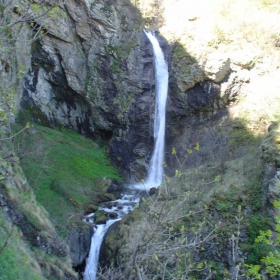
[
  {"left": 13, "top": 123, "right": 122, "bottom": 237},
  {"left": 0, "top": 211, "right": 44, "bottom": 280}
]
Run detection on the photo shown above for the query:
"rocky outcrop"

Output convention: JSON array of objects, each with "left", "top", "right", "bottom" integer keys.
[
  {"left": 20, "top": 0, "right": 158, "bottom": 180},
  {"left": 0, "top": 155, "right": 78, "bottom": 279},
  {"left": 18, "top": 0, "right": 256, "bottom": 182},
  {"left": 67, "top": 220, "right": 94, "bottom": 268},
  {"left": 262, "top": 123, "right": 280, "bottom": 219}
]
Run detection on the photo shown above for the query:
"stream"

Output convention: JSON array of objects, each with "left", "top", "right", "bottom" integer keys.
[{"left": 83, "top": 30, "right": 169, "bottom": 280}]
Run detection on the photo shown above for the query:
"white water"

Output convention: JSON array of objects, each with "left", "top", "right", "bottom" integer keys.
[
  {"left": 83, "top": 31, "right": 168, "bottom": 279},
  {"left": 83, "top": 220, "right": 118, "bottom": 280},
  {"left": 135, "top": 31, "right": 169, "bottom": 190},
  {"left": 83, "top": 191, "right": 140, "bottom": 280}
]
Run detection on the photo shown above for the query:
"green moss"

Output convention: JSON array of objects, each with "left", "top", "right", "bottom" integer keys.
[
  {"left": 12, "top": 123, "right": 122, "bottom": 237},
  {"left": 94, "top": 210, "right": 107, "bottom": 224}
]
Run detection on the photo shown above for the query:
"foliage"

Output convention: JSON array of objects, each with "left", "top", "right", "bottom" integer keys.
[
  {"left": 230, "top": 118, "right": 260, "bottom": 147},
  {"left": 134, "top": 0, "right": 165, "bottom": 29},
  {"left": 102, "top": 147, "right": 220, "bottom": 280},
  {"left": 245, "top": 200, "right": 280, "bottom": 279},
  {"left": 0, "top": 212, "right": 43, "bottom": 280}
]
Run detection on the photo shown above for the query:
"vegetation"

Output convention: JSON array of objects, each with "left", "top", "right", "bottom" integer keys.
[
  {"left": 0, "top": 211, "right": 43, "bottom": 280},
  {"left": 132, "top": 0, "right": 165, "bottom": 29},
  {"left": 1, "top": 0, "right": 280, "bottom": 279},
  {"left": 0, "top": 146, "right": 78, "bottom": 279},
  {"left": 12, "top": 121, "right": 122, "bottom": 237},
  {"left": 102, "top": 114, "right": 280, "bottom": 279}
]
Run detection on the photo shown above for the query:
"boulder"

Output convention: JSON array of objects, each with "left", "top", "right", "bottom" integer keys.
[
  {"left": 94, "top": 210, "right": 108, "bottom": 224},
  {"left": 106, "top": 211, "right": 118, "bottom": 218},
  {"left": 66, "top": 220, "right": 94, "bottom": 268},
  {"left": 149, "top": 187, "right": 157, "bottom": 195},
  {"left": 84, "top": 204, "right": 98, "bottom": 215},
  {"left": 204, "top": 53, "right": 230, "bottom": 82}
]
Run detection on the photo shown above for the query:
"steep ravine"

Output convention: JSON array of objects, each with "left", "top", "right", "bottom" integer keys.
[{"left": 1, "top": 0, "right": 280, "bottom": 279}]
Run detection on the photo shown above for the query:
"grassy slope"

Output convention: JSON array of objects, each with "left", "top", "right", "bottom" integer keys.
[
  {"left": 13, "top": 123, "right": 122, "bottom": 237},
  {"left": 0, "top": 121, "right": 121, "bottom": 279},
  {"left": 0, "top": 211, "right": 43, "bottom": 280},
  {"left": 0, "top": 153, "right": 78, "bottom": 280}
]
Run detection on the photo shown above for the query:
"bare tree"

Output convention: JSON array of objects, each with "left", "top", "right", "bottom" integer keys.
[{"left": 99, "top": 167, "right": 218, "bottom": 280}]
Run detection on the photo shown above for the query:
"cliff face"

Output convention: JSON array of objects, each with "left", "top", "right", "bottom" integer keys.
[
  {"left": 1, "top": 0, "right": 280, "bottom": 278},
  {"left": 18, "top": 0, "right": 280, "bottom": 183},
  {"left": 20, "top": 0, "right": 157, "bottom": 180}
]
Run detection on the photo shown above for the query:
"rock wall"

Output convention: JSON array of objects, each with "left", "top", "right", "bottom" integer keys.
[
  {"left": 20, "top": 0, "right": 160, "bottom": 181},
  {"left": 20, "top": 0, "right": 236, "bottom": 181},
  {"left": 18, "top": 0, "right": 280, "bottom": 183}
]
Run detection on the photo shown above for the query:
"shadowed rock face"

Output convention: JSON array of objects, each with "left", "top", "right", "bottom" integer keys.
[{"left": 20, "top": 0, "right": 164, "bottom": 181}]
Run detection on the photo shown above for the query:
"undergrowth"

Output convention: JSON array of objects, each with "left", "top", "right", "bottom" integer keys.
[{"left": 0, "top": 211, "right": 44, "bottom": 280}]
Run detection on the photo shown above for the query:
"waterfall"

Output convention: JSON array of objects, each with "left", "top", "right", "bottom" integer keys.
[
  {"left": 83, "top": 192, "right": 139, "bottom": 280},
  {"left": 136, "top": 31, "right": 169, "bottom": 190},
  {"left": 83, "top": 220, "right": 118, "bottom": 280},
  {"left": 83, "top": 31, "right": 168, "bottom": 280}
]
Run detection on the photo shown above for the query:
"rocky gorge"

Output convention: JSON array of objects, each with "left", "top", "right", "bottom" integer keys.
[{"left": 1, "top": 0, "right": 280, "bottom": 279}]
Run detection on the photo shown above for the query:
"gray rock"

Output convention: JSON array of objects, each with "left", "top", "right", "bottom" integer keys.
[
  {"left": 268, "top": 175, "right": 280, "bottom": 203},
  {"left": 67, "top": 220, "right": 94, "bottom": 268},
  {"left": 204, "top": 54, "right": 230, "bottom": 82}
]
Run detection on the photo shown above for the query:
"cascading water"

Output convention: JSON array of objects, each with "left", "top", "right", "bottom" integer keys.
[
  {"left": 83, "top": 31, "right": 168, "bottom": 280},
  {"left": 83, "top": 192, "right": 139, "bottom": 280},
  {"left": 83, "top": 220, "right": 117, "bottom": 280},
  {"left": 143, "top": 31, "right": 169, "bottom": 189}
]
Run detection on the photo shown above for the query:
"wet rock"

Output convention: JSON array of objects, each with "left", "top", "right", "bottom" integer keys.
[
  {"left": 84, "top": 204, "right": 98, "bottom": 215},
  {"left": 67, "top": 220, "right": 94, "bottom": 268},
  {"left": 107, "top": 179, "right": 124, "bottom": 193},
  {"left": 106, "top": 211, "right": 118, "bottom": 218},
  {"left": 94, "top": 210, "right": 108, "bottom": 224},
  {"left": 186, "top": 81, "right": 221, "bottom": 113},
  {"left": 149, "top": 187, "right": 157, "bottom": 195},
  {"left": 97, "top": 193, "right": 116, "bottom": 202},
  {"left": 108, "top": 182, "right": 119, "bottom": 192}
]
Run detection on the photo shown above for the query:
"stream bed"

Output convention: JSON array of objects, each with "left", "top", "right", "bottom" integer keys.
[{"left": 83, "top": 187, "right": 141, "bottom": 280}]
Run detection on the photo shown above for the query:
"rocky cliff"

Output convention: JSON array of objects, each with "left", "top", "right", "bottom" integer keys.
[
  {"left": 1, "top": 0, "right": 280, "bottom": 278},
  {"left": 20, "top": 0, "right": 155, "bottom": 181},
  {"left": 19, "top": 0, "right": 280, "bottom": 183}
]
